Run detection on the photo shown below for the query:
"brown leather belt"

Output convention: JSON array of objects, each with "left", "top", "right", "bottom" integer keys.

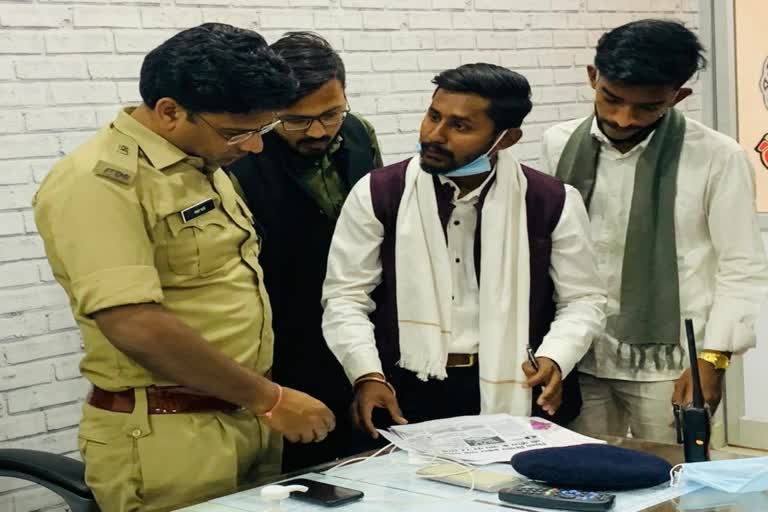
[
  {"left": 88, "top": 386, "right": 241, "bottom": 415},
  {"left": 446, "top": 353, "right": 478, "bottom": 368}
]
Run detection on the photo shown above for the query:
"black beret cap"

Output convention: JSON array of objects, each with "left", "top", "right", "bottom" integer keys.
[{"left": 510, "top": 443, "right": 673, "bottom": 491}]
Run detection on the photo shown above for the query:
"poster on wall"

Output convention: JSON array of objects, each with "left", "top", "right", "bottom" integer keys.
[{"left": 734, "top": 0, "right": 768, "bottom": 211}]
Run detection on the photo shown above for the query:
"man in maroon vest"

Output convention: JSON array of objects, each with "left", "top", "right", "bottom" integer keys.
[{"left": 321, "top": 64, "right": 607, "bottom": 438}]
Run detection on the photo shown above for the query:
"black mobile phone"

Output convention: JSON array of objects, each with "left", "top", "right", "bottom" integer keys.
[{"left": 281, "top": 478, "right": 364, "bottom": 507}]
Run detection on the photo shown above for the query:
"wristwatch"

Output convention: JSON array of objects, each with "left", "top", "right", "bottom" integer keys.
[{"left": 698, "top": 350, "right": 731, "bottom": 371}]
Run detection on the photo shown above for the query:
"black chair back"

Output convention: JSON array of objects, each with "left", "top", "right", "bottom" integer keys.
[{"left": 0, "top": 449, "right": 99, "bottom": 512}]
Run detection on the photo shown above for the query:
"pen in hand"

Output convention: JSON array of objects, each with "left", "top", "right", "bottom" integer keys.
[
  {"left": 525, "top": 346, "right": 544, "bottom": 391},
  {"left": 526, "top": 345, "right": 540, "bottom": 372}
]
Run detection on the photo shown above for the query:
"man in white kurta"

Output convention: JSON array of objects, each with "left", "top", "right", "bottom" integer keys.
[{"left": 322, "top": 64, "right": 606, "bottom": 438}]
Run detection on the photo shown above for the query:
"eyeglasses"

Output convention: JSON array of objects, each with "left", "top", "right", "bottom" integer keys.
[
  {"left": 280, "top": 109, "right": 350, "bottom": 132},
  {"left": 197, "top": 115, "right": 281, "bottom": 146}
]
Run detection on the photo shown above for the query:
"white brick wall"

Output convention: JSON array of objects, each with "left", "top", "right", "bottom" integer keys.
[{"left": 0, "top": 1, "right": 701, "bottom": 509}]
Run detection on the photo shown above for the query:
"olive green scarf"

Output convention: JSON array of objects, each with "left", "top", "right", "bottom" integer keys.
[{"left": 556, "top": 109, "right": 686, "bottom": 369}]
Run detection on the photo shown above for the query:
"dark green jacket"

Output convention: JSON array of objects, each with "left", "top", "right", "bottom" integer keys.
[{"left": 227, "top": 113, "right": 382, "bottom": 415}]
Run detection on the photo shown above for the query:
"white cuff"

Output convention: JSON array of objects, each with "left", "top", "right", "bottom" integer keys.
[
  {"left": 703, "top": 299, "right": 758, "bottom": 354},
  {"left": 342, "top": 348, "right": 385, "bottom": 384},
  {"left": 534, "top": 337, "right": 581, "bottom": 379}
]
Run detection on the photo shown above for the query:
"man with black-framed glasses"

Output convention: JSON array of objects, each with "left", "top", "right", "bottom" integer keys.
[
  {"left": 33, "top": 24, "right": 336, "bottom": 512},
  {"left": 228, "top": 31, "right": 383, "bottom": 472}
]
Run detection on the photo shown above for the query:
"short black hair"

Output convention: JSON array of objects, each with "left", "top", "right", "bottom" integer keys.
[
  {"left": 432, "top": 63, "right": 532, "bottom": 130},
  {"left": 595, "top": 19, "right": 707, "bottom": 87},
  {"left": 270, "top": 31, "right": 346, "bottom": 101},
  {"left": 139, "top": 23, "right": 298, "bottom": 114}
]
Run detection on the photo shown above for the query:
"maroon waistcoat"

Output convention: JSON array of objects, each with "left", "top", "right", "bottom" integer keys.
[{"left": 368, "top": 158, "right": 581, "bottom": 425}]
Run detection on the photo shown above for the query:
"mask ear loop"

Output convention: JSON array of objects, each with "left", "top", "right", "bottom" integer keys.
[
  {"left": 670, "top": 463, "right": 684, "bottom": 487},
  {"left": 485, "top": 129, "right": 509, "bottom": 158}
]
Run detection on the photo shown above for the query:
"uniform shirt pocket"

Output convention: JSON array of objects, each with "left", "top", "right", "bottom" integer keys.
[{"left": 162, "top": 209, "right": 236, "bottom": 277}]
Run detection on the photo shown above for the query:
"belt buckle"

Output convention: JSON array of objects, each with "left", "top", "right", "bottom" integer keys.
[{"left": 451, "top": 354, "right": 475, "bottom": 368}]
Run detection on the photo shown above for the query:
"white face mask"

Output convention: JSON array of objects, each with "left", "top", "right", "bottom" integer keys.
[{"left": 671, "top": 457, "right": 768, "bottom": 494}]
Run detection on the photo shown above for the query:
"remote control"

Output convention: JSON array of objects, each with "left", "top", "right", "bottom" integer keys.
[{"left": 499, "top": 483, "right": 615, "bottom": 511}]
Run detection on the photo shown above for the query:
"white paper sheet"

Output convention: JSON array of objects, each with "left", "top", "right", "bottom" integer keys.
[{"left": 377, "top": 414, "right": 604, "bottom": 464}]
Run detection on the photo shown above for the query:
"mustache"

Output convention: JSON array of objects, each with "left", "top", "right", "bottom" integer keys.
[
  {"left": 420, "top": 142, "right": 454, "bottom": 159},
  {"left": 602, "top": 120, "right": 643, "bottom": 132},
  {"left": 298, "top": 136, "right": 332, "bottom": 145},
  {"left": 597, "top": 115, "right": 661, "bottom": 145}
]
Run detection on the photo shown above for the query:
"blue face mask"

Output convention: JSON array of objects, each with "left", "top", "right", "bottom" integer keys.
[
  {"left": 676, "top": 487, "right": 768, "bottom": 511},
  {"left": 417, "top": 129, "right": 508, "bottom": 177},
  {"left": 671, "top": 457, "right": 768, "bottom": 493}
]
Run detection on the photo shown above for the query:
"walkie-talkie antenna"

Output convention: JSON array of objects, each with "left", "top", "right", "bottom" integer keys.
[{"left": 685, "top": 319, "right": 704, "bottom": 409}]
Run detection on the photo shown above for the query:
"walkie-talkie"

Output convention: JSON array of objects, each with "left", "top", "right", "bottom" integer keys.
[{"left": 673, "top": 319, "right": 710, "bottom": 462}]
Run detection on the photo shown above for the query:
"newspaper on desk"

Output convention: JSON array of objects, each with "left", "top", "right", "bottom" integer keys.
[{"left": 377, "top": 414, "right": 604, "bottom": 464}]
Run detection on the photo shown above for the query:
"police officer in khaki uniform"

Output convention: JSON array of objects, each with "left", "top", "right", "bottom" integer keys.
[{"left": 32, "top": 23, "right": 335, "bottom": 512}]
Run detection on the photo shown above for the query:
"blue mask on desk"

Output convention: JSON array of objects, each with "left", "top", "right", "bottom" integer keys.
[
  {"left": 677, "top": 488, "right": 768, "bottom": 511},
  {"left": 672, "top": 457, "right": 768, "bottom": 493}
]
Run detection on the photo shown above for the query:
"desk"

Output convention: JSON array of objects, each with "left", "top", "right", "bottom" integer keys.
[
  {"left": 181, "top": 436, "right": 768, "bottom": 512},
  {"left": 595, "top": 436, "right": 766, "bottom": 511}
]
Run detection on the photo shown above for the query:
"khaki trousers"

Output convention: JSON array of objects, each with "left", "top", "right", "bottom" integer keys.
[
  {"left": 78, "top": 389, "right": 281, "bottom": 512},
  {"left": 569, "top": 373, "right": 677, "bottom": 444}
]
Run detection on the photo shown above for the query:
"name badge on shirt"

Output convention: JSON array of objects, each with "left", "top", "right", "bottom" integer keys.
[{"left": 180, "top": 198, "right": 215, "bottom": 223}]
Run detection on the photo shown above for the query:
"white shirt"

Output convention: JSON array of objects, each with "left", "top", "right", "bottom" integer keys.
[
  {"left": 541, "top": 116, "right": 768, "bottom": 381},
  {"left": 322, "top": 165, "right": 607, "bottom": 384},
  {"left": 438, "top": 171, "right": 495, "bottom": 354}
]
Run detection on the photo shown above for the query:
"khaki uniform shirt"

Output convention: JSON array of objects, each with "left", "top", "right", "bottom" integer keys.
[{"left": 33, "top": 108, "right": 273, "bottom": 391}]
